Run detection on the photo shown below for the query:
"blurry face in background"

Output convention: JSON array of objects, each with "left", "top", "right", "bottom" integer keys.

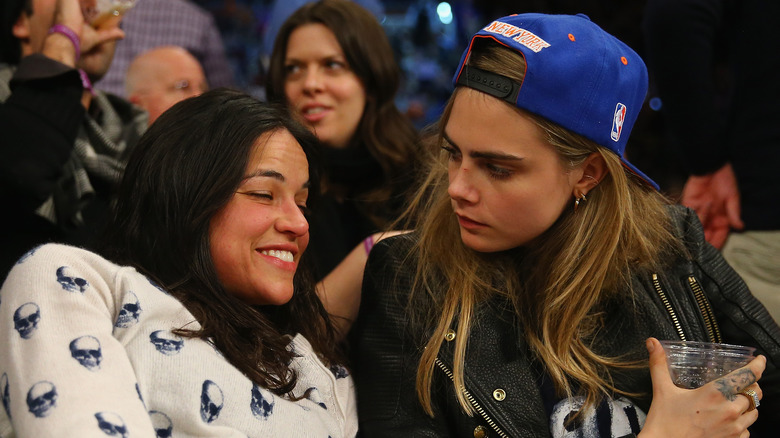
[
  {"left": 444, "top": 88, "right": 579, "bottom": 252},
  {"left": 12, "top": 0, "right": 57, "bottom": 56},
  {"left": 283, "top": 23, "right": 366, "bottom": 149},
  {"left": 13, "top": 0, "right": 124, "bottom": 80},
  {"left": 127, "top": 46, "right": 208, "bottom": 124},
  {"left": 209, "top": 129, "right": 311, "bottom": 306}
]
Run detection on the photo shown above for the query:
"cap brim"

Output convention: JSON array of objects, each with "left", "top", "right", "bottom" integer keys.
[{"left": 621, "top": 159, "right": 659, "bottom": 191}]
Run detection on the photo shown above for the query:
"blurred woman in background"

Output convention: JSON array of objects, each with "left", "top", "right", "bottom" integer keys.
[{"left": 267, "top": 0, "right": 421, "bottom": 330}]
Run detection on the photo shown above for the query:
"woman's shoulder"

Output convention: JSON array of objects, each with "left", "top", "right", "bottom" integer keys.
[
  {"left": 665, "top": 204, "right": 701, "bottom": 231},
  {"left": 5, "top": 243, "right": 120, "bottom": 281},
  {"left": 2, "top": 243, "right": 155, "bottom": 302},
  {"left": 362, "top": 232, "right": 421, "bottom": 308},
  {"left": 664, "top": 204, "right": 708, "bottom": 251},
  {"left": 367, "top": 231, "right": 419, "bottom": 268}
]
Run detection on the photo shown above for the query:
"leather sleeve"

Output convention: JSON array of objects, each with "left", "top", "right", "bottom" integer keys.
[
  {"left": 0, "top": 54, "right": 85, "bottom": 212},
  {"left": 351, "top": 234, "right": 451, "bottom": 436},
  {"left": 677, "top": 206, "right": 780, "bottom": 436}
]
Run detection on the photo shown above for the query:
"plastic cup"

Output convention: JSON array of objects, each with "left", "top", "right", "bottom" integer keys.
[
  {"left": 659, "top": 340, "right": 756, "bottom": 389},
  {"left": 82, "top": 0, "right": 136, "bottom": 28}
]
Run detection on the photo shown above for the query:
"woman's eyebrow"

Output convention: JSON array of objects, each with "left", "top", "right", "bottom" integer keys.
[
  {"left": 442, "top": 131, "right": 459, "bottom": 150},
  {"left": 243, "top": 169, "right": 311, "bottom": 189},
  {"left": 244, "top": 169, "right": 285, "bottom": 182},
  {"left": 442, "top": 131, "right": 523, "bottom": 161}
]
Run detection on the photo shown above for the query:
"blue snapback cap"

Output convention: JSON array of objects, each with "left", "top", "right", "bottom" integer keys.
[{"left": 453, "top": 13, "right": 658, "bottom": 190}]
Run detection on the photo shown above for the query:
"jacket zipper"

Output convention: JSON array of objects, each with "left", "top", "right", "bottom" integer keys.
[
  {"left": 435, "top": 357, "right": 510, "bottom": 438},
  {"left": 687, "top": 275, "right": 722, "bottom": 343},
  {"left": 652, "top": 274, "right": 687, "bottom": 340}
]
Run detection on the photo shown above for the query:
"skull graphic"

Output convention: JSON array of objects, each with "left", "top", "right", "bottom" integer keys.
[
  {"left": 115, "top": 291, "right": 142, "bottom": 328},
  {"left": 149, "top": 410, "right": 173, "bottom": 438},
  {"left": 330, "top": 364, "right": 349, "bottom": 379},
  {"left": 26, "top": 381, "right": 57, "bottom": 418},
  {"left": 200, "top": 380, "right": 223, "bottom": 423},
  {"left": 149, "top": 330, "right": 184, "bottom": 355},
  {"left": 69, "top": 335, "right": 103, "bottom": 370},
  {"left": 56, "top": 266, "right": 89, "bottom": 293},
  {"left": 250, "top": 383, "right": 275, "bottom": 420},
  {"left": 1, "top": 373, "right": 10, "bottom": 419},
  {"left": 95, "top": 411, "right": 128, "bottom": 437},
  {"left": 304, "top": 387, "right": 327, "bottom": 410},
  {"left": 13, "top": 302, "right": 41, "bottom": 339}
]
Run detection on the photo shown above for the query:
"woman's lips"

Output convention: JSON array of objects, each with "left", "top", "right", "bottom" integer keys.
[
  {"left": 257, "top": 248, "right": 298, "bottom": 272},
  {"left": 456, "top": 213, "right": 487, "bottom": 230},
  {"left": 300, "top": 105, "right": 329, "bottom": 123}
]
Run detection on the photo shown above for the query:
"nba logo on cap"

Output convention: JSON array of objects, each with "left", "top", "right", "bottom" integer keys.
[{"left": 611, "top": 103, "right": 627, "bottom": 142}]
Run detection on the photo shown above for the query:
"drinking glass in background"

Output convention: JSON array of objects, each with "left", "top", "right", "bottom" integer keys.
[
  {"left": 81, "top": 0, "right": 137, "bottom": 28},
  {"left": 659, "top": 340, "right": 756, "bottom": 389}
]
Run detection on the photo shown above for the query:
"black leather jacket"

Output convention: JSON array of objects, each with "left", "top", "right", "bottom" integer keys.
[{"left": 352, "top": 206, "right": 780, "bottom": 437}]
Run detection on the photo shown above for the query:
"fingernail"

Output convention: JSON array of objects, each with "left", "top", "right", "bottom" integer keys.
[{"left": 646, "top": 338, "right": 655, "bottom": 353}]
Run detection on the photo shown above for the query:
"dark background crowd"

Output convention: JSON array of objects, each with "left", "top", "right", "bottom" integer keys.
[{"left": 192, "top": 0, "right": 686, "bottom": 197}]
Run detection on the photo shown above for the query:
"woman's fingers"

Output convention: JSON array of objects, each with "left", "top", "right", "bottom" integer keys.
[
  {"left": 646, "top": 337, "right": 676, "bottom": 393},
  {"left": 708, "top": 355, "right": 766, "bottom": 403},
  {"left": 735, "top": 383, "right": 762, "bottom": 414}
]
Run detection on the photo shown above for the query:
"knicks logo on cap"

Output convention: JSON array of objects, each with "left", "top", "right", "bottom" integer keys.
[{"left": 611, "top": 103, "right": 627, "bottom": 142}]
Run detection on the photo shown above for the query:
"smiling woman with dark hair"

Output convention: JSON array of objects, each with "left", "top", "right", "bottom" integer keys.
[{"left": 0, "top": 88, "right": 357, "bottom": 437}]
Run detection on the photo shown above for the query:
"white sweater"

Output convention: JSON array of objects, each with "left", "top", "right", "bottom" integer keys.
[{"left": 0, "top": 244, "right": 357, "bottom": 437}]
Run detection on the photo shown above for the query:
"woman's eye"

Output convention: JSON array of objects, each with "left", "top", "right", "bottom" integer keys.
[
  {"left": 284, "top": 64, "right": 301, "bottom": 76},
  {"left": 441, "top": 145, "right": 460, "bottom": 161},
  {"left": 325, "top": 60, "right": 345, "bottom": 70},
  {"left": 242, "top": 191, "right": 273, "bottom": 200},
  {"left": 486, "top": 163, "right": 512, "bottom": 180}
]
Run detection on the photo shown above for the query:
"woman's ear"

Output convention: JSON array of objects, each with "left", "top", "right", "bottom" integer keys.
[{"left": 572, "top": 152, "right": 608, "bottom": 197}]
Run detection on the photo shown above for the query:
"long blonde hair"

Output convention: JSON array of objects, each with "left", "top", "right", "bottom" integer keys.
[{"left": 404, "top": 40, "right": 684, "bottom": 415}]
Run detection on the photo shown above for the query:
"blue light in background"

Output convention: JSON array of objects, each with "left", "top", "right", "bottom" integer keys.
[
  {"left": 437, "top": 2, "right": 453, "bottom": 25},
  {"left": 649, "top": 97, "right": 663, "bottom": 111}
]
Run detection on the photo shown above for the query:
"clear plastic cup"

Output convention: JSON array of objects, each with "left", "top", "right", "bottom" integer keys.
[
  {"left": 82, "top": 0, "right": 136, "bottom": 28},
  {"left": 659, "top": 340, "right": 756, "bottom": 389}
]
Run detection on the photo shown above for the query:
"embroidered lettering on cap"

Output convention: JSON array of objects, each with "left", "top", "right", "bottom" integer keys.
[
  {"left": 512, "top": 30, "right": 551, "bottom": 53},
  {"left": 483, "top": 21, "right": 522, "bottom": 38},
  {"left": 482, "top": 21, "right": 551, "bottom": 53},
  {"left": 611, "top": 103, "right": 627, "bottom": 142}
]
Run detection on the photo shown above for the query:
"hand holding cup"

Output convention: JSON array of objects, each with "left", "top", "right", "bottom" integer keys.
[
  {"left": 638, "top": 337, "right": 765, "bottom": 438},
  {"left": 81, "top": 0, "right": 136, "bottom": 28}
]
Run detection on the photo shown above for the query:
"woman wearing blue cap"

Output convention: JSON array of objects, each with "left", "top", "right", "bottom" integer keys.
[{"left": 351, "top": 13, "right": 780, "bottom": 437}]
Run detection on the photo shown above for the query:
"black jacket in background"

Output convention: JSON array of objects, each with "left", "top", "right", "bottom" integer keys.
[
  {"left": 1, "top": 55, "right": 85, "bottom": 281},
  {"left": 643, "top": 0, "right": 780, "bottom": 230},
  {"left": 1, "top": 55, "right": 147, "bottom": 282}
]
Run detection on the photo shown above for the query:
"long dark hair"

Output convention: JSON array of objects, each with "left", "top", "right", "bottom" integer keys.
[
  {"left": 266, "top": 0, "right": 421, "bottom": 226},
  {"left": 100, "top": 88, "right": 341, "bottom": 395}
]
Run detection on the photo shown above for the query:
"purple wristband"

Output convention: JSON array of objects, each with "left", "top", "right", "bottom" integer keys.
[
  {"left": 47, "top": 24, "right": 81, "bottom": 61},
  {"left": 363, "top": 235, "right": 375, "bottom": 254},
  {"left": 78, "top": 69, "right": 94, "bottom": 94}
]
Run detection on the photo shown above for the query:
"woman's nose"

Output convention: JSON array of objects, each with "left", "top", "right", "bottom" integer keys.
[
  {"left": 448, "top": 166, "right": 478, "bottom": 204},
  {"left": 302, "top": 68, "right": 324, "bottom": 93},
  {"left": 276, "top": 201, "right": 309, "bottom": 236}
]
